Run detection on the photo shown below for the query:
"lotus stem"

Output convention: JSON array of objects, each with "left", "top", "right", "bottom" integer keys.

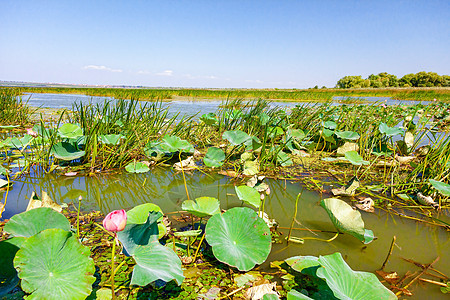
[
  {"left": 110, "top": 234, "right": 117, "bottom": 300},
  {"left": 193, "top": 233, "right": 206, "bottom": 264}
]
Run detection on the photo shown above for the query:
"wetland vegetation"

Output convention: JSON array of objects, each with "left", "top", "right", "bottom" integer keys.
[{"left": 0, "top": 87, "right": 449, "bottom": 299}]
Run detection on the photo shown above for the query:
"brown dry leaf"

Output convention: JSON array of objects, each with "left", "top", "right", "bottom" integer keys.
[
  {"left": 244, "top": 282, "right": 278, "bottom": 300},
  {"left": 355, "top": 197, "right": 375, "bottom": 213},
  {"left": 27, "top": 191, "right": 63, "bottom": 212},
  {"left": 217, "top": 170, "right": 239, "bottom": 178},
  {"left": 181, "top": 256, "right": 194, "bottom": 265},
  {"left": 376, "top": 270, "right": 399, "bottom": 284}
]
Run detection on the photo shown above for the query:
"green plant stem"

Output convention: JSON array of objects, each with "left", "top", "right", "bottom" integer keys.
[
  {"left": 110, "top": 234, "right": 117, "bottom": 300},
  {"left": 193, "top": 233, "right": 206, "bottom": 264}
]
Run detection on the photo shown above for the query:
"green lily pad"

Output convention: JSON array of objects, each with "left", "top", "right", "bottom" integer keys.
[
  {"left": 320, "top": 198, "right": 374, "bottom": 244},
  {"left": 161, "top": 135, "right": 194, "bottom": 153},
  {"left": 200, "top": 113, "right": 217, "bottom": 125},
  {"left": 316, "top": 252, "right": 397, "bottom": 299},
  {"left": 173, "top": 229, "right": 202, "bottom": 237},
  {"left": 344, "top": 151, "right": 369, "bottom": 166},
  {"left": 13, "top": 228, "right": 95, "bottom": 299},
  {"left": 429, "top": 179, "right": 450, "bottom": 199},
  {"left": 123, "top": 203, "right": 166, "bottom": 240},
  {"left": 4, "top": 207, "right": 71, "bottom": 238},
  {"left": 125, "top": 161, "right": 150, "bottom": 173},
  {"left": 335, "top": 131, "right": 360, "bottom": 141},
  {"left": 117, "top": 212, "right": 184, "bottom": 286},
  {"left": 223, "top": 130, "right": 251, "bottom": 146},
  {"left": 287, "top": 289, "right": 314, "bottom": 300},
  {"left": 51, "top": 142, "right": 85, "bottom": 161},
  {"left": 277, "top": 151, "right": 293, "bottom": 166},
  {"left": 98, "top": 134, "right": 125, "bottom": 145},
  {"left": 379, "top": 123, "right": 404, "bottom": 136},
  {"left": 285, "top": 256, "right": 320, "bottom": 277},
  {"left": 57, "top": 123, "right": 83, "bottom": 139},
  {"left": 205, "top": 207, "right": 272, "bottom": 271},
  {"left": 243, "top": 159, "right": 260, "bottom": 176},
  {"left": 0, "top": 238, "right": 26, "bottom": 297},
  {"left": 182, "top": 197, "right": 220, "bottom": 217},
  {"left": 203, "top": 147, "right": 225, "bottom": 167},
  {"left": 323, "top": 121, "right": 337, "bottom": 130},
  {"left": 131, "top": 243, "right": 184, "bottom": 286},
  {"left": 235, "top": 186, "right": 261, "bottom": 208}
]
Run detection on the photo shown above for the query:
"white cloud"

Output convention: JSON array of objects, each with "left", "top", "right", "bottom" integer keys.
[
  {"left": 83, "top": 65, "right": 122, "bottom": 73},
  {"left": 245, "top": 79, "right": 264, "bottom": 84},
  {"left": 137, "top": 70, "right": 150, "bottom": 75},
  {"left": 156, "top": 70, "right": 174, "bottom": 76}
]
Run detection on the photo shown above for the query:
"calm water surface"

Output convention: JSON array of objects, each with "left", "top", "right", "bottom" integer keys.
[{"left": 1, "top": 169, "right": 448, "bottom": 299}]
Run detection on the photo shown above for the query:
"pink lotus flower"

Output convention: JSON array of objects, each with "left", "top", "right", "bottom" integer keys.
[
  {"left": 26, "top": 128, "right": 38, "bottom": 137},
  {"left": 103, "top": 209, "right": 127, "bottom": 232}
]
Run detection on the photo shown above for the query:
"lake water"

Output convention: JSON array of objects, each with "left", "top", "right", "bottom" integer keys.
[
  {"left": 1, "top": 168, "right": 449, "bottom": 299},
  {"left": 21, "top": 93, "right": 431, "bottom": 119}
]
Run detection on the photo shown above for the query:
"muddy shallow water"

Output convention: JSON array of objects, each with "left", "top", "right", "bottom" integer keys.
[{"left": 2, "top": 169, "right": 449, "bottom": 299}]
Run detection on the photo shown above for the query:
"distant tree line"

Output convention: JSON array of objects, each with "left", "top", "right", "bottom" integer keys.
[{"left": 336, "top": 72, "right": 450, "bottom": 89}]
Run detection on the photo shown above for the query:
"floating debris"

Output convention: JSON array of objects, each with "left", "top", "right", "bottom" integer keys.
[
  {"left": 416, "top": 192, "right": 439, "bottom": 209},
  {"left": 355, "top": 197, "right": 375, "bottom": 213}
]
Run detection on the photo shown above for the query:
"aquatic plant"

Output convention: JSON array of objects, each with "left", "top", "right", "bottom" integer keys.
[
  {"left": 205, "top": 207, "right": 272, "bottom": 271},
  {"left": 285, "top": 252, "right": 397, "bottom": 299},
  {"left": 2, "top": 208, "right": 95, "bottom": 299}
]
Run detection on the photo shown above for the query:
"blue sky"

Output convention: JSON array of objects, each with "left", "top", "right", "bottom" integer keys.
[{"left": 1, "top": 0, "right": 449, "bottom": 88}]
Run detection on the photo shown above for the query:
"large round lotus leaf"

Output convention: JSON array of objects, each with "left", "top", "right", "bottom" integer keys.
[
  {"left": 13, "top": 229, "right": 95, "bottom": 300},
  {"left": 320, "top": 198, "right": 374, "bottom": 244},
  {"left": 182, "top": 197, "right": 220, "bottom": 217},
  {"left": 131, "top": 243, "right": 184, "bottom": 286},
  {"left": 222, "top": 130, "right": 251, "bottom": 146},
  {"left": 57, "top": 123, "right": 83, "bottom": 139},
  {"left": 4, "top": 207, "right": 71, "bottom": 238},
  {"left": 335, "top": 131, "right": 360, "bottom": 141},
  {"left": 0, "top": 237, "right": 25, "bottom": 296},
  {"left": 317, "top": 252, "right": 397, "bottom": 299},
  {"left": 203, "top": 147, "right": 225, "bottom": 167},
  {"left": 125, "top": 161, "right": 150, "bottom": 173},
  {"left": 235, "top": 186, "right": 261, "bottom": 208},
  {"left": 205, "top": 207, "right": 271, "bottom": 271},
  {"left": 125, "top": 203, "right": 166, "bottom": 239},
  {"left": 51, "top": 142, "right": 85, "bottom": 161}
]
